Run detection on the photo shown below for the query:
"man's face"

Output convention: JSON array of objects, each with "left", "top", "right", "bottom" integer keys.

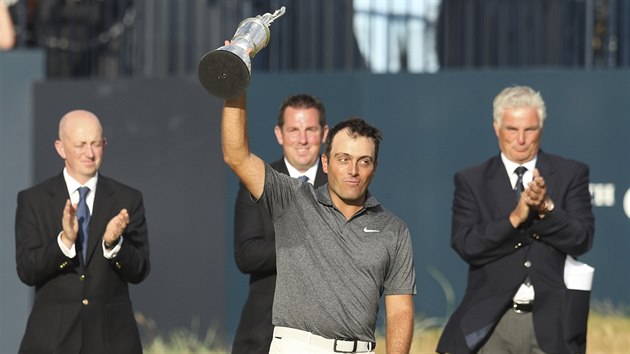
[
  {"left": 494, "top": 107, "right": 542, "bottom": 164},
  {"left": 275, "top": 106, "right": 328, "bottom": 172},
  {"left": 322, "top": 129, "right": 376, "bottom": 207},
  {"left": 55, "top": 113, "right": 105, "bottom": 184}
]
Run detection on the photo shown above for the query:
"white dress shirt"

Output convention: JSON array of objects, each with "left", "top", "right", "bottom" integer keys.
[
  {"left": 500, "top": 154, "right": 537, "bottom": 303},
  {"left": 284, "top": 158, "right": 320, "bottom": 185},
  {"left": 58, "top": 168, "right": 122, "bottom": 259}
]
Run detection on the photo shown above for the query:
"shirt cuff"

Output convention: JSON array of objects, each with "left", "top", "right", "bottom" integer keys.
[
  {"left": 57, "top": 231, "right": 76, "bottom": 258},
  {"left": 102, "top": 237, "right": 123, "bottom": 259}
]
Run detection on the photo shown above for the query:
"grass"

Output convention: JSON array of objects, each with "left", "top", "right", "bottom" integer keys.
[
  {"left": 143, "top": 311, "right": 629, "bottom": 353},
  {"left": 144, "top": 330, "right": 226, "bottom": 354},
  {"left": 586, "top": 312, "right": 630, "bottom": 354},
  {"left": 372, "top": 312, "right": 630, "bottom": 354}
]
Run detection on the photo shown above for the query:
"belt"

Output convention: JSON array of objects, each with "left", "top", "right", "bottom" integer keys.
[
  {"left": 512, "top": 301, "right": 533, "bottom": 313},
  {"left": 273, "top": 326, "right": 376, "bottom": 353}
]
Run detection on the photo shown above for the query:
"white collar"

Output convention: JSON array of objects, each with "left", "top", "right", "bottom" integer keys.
[
  {"left": 500, "top": 153, "right": 537, "bottom": 187},
  {"left": 63, "top": 168, "right": 99, "bottom": 195},
  {"left": 500, "top": 153, "right": 537, "bottom": 175},
  {"left": 284, "top": 158, "right": 319, "bottom": 184}
]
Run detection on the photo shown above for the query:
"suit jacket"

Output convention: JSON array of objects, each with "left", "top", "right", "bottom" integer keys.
[
  {"left": 15, "top": 173, "right": 150, "bottom": 354},
  {"left": 437, "top": 151, "right": 594, "bottom": 354},
  {"left": 231, "top": 158, "right": 326, "bottom": 354}
]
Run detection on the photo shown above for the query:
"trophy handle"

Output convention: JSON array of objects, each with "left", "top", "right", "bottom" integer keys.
[{"left": 258, "top": 6, "right": 286, "bottom": 26}]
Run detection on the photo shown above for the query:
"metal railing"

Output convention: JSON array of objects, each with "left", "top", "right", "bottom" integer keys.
[{"left": 6, "top": 0, "right": 629, "bottom": 78}]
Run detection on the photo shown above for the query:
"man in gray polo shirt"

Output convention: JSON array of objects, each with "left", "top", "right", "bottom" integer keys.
[{"left": 221, "top": 95, "right": 416, "bottom": 354}]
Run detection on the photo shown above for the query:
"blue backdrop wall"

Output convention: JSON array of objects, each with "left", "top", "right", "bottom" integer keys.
[
  {"left": 2, "top": 57, "right": 628, "bottom": 351},
  {"left": 240, "top": 70, "right": 630, "bottom": 332}
]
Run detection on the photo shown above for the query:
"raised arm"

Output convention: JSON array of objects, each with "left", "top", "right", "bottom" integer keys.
[
  {"left": 221, "top": 95, "right": 266, "bottom": 199},
  {"left": 0, "top": 1, "right": 16, "bottom": 50}
]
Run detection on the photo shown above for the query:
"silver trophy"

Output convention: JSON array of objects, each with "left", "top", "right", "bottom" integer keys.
[{"left": 198, "top": 6, "right": 286, "bottom": 99}]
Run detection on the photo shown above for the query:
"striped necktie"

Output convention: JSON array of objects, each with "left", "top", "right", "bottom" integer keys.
[{"left": 514, "top": 166, "right": 527, "bottom": 200}]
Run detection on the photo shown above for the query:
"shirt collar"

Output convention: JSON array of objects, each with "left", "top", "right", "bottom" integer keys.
[
  {"left": 284, "top": 157, "right": 320, "bottom": 184},
  {"left": 315, "top": 185, "right": 380, "bottom": 210},
  {"left": 500, "top": 153, "right": 537, "bottom": 175},
  {"left": 500, "top": 153, "right": 537, "bottom": 187},
  {"left": 63, "top": 168, "right": 99, "bottom": 195}
]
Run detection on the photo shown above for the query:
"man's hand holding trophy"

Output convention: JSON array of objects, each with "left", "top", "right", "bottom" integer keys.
[{"left": 198, "top": 6, "right": 286, "bottom": 99}]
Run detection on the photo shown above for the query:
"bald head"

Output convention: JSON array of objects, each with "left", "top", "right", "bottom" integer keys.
[
  {"left": 55, "top": 110, "right": 106, "bottom": 184},
  {"left": 58, "top": 110, "right": 103, "bottom": 140}
]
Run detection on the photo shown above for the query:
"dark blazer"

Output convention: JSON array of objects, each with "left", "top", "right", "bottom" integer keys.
[
  {"left": 437, "top": 151, "right": 594, "bottom": 354},
  {"left": 15, "top": 173, "right": 150, "bottom": 354},
  {"left": 231, "top": 158, "right": 326, "bottom": 354}
]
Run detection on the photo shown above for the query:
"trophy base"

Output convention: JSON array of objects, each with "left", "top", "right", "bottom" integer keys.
[{"left": 198, "top": 50, "right": 251, "bottom": 99}]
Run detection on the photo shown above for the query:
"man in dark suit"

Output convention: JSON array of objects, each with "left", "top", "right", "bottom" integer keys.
[
  {"left": 231, "top": 94, "right": 329, "bottom": 354},
  {"left": 437, "top": 85, "right": 594, "bottom": 354},
  {"left": 15, "top": 109, "right": 150, "bottom": 354}
]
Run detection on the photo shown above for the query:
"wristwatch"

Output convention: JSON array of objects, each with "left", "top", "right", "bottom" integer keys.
[{"left": 538, "top": 196, "right": 555, "bottom": 218}]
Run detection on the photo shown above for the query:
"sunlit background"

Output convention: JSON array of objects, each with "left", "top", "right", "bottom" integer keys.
[
  {"left": 4, "top": 0, "right": 629, "bottom": 77},
  {"left": 2, "top": 0, "right": 630, "bottom": 353}
]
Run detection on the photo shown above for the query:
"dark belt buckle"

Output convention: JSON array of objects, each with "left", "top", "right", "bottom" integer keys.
[
  {"left": 333, "top": 339, "right": 375, "bottom": 353},
  {"left": 334, "top": 338, "right": 357, "bottom": 353},
  {"left": 512, "top": 301, "right": 533, "bottom": 313}
]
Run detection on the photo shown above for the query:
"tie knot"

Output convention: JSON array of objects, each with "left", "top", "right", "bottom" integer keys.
[
  {"left": 78, "top": 186, "right": 90, "bottom": 199},
  {"left": 514, "top": 166, "right": 527, "bottom": 177},
  {"left": 297, "top": 175, "right": 309, "bottom": 183}
]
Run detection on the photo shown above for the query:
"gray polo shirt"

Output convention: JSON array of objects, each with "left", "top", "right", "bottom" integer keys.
[{"left": 257, "top": 163, "right": 416, "bottom": 342}]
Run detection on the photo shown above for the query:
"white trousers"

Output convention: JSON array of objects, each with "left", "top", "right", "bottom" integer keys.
[{"left": 269, "top": 327, "right": 376, "bottom": 354}]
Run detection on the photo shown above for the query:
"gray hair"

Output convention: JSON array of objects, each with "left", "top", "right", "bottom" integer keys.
[{"left": 493, "top": 85, "right": 546, "bottom": 128}]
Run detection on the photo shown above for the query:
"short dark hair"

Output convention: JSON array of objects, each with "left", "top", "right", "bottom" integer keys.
[
  {"left": 325, "top": 117, "right": 382, "bottom": 163},
  {"left": 276, "top": 94, "right": 327, "bottom": 127}
]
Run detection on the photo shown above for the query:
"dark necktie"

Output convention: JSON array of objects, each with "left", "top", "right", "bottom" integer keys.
[
  {"left": 77, "top": 186, "right": 91, "bottom": 260},
  {"left": 514, "top": 166, "right": 527, "bottom": 200},
  {"left": 298, "top": 175, "right": 309, "bottom": 184}
]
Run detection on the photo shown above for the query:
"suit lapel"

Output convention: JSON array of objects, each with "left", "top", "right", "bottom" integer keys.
[
  {"left": 486, "top": 156, "right": 517, "bottom": 215},
  {"left": 272, "top": 158, "right": 289, "bottom": 175},
  {"left": 487, "top": 151, "right": 555, "bottom": 216},
  {"left": 313, "top": 159, "right": 327, "bottom": 188},
  {"left": 85, "top": 176, "right": 116, "bottom": 266},
  {"left": 535, "top": 151, "right": 557, "bottom": 198},
  {"left": 50, "top": 174, "right": 70, "bottom": 228}
]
